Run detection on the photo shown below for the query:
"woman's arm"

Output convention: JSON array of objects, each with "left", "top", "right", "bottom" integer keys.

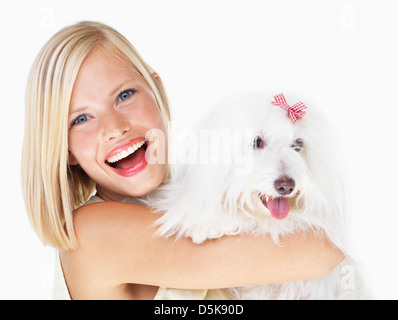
[{"left": 61, "top": 202, "right": 344, "bottom": 292}]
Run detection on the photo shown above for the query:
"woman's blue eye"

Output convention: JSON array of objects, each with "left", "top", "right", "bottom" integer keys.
[
  {"left": 73, "top": 114, "right": 88, "bottom": 125},
  {"left": 118, "top": 89, "right": 136, "bottom": 102}
]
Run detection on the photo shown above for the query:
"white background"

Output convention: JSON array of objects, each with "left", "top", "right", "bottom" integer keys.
[{"left": 0, "top": 0, "right": 397, "bottom": 299}]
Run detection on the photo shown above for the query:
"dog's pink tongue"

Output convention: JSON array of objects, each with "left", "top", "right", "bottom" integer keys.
[{"left": 267, "top": 198, "right": 290, "bottom": 219}]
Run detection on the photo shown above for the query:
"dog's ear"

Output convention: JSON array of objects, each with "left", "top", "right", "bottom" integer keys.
[{"left": 300, "top": 109, "right": 351, "bottom": 252}]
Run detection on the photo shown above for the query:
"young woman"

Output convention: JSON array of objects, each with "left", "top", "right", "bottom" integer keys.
[{"left": 21, "top": 21, "right": 344, "bottom": 300}]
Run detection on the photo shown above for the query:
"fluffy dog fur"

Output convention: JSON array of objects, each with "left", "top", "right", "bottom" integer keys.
[{"left": 146, "top": 92, "right": 369, "bottom": 299}]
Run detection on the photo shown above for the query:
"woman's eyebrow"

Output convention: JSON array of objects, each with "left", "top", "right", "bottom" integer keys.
[{"left": 109, "top": 78, "right": 136, "bottom": 97}]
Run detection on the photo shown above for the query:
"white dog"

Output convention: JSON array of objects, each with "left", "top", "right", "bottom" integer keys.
[{"left": 146, "top": 92, "right": 369, "bottom": 299}]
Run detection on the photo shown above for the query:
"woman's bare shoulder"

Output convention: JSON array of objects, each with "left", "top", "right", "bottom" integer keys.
[
  {"left": 71, "top": 201, "right": 157, "bottom": 239},
  {"left": 74, "top": 200, "right": 155, "bottom": 222},
  {"left": 60, "top": 201, "right": 161, "bottom": 298},
  {"left": 65, "top": 201, "right": 161, "bottom": 275}
]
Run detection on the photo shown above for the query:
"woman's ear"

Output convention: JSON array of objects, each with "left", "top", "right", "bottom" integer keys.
[
  {"left": 67, "top": 150, "right": 79, "bottom": 165},
  {"left": 152, "top": 72, "right": 163, "bottom": 88}
]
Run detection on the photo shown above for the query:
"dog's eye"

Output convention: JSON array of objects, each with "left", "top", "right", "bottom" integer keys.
[
  {"left": 291, "top": 139, "right": 303, "bottom": 152},
  {"left": 254, "top": 136, "right": 266, "bottom": 149}
]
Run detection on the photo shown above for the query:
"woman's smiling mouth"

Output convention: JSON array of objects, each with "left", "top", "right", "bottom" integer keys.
[
  {"left": 106, "top": 139, "right": 146, "bottom": 164},
  {"left": 105, "top": 138, "right": 148, "bottom": 177}
]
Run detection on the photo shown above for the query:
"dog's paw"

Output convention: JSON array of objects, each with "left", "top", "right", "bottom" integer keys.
[
  {"left": 190, "top": 233, "right": 210, "bottom": 244},
  {"left": 189, "top": 225, "right": 240, "bottom": 244}
]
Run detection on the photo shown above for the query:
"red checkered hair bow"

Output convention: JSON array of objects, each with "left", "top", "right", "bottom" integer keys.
[{"left": 271, "top": 93, "right": 307, "bottom": 124}]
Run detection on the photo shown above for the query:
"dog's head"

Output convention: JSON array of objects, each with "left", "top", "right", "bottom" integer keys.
[
  {"left": 153, "top": 92, "right": 349, "bottom": 244},
  {"left": 185, "top": 92, "right": 348, "bottom": 227}
]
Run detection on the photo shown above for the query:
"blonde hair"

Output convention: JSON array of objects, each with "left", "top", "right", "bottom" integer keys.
[{"left": 21, "top": 21, "right": 171, "bottom": 249}]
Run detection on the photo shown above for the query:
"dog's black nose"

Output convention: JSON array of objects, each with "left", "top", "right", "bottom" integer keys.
[{"left": 274, "top": 176, "right": 295, "bottom": 195}]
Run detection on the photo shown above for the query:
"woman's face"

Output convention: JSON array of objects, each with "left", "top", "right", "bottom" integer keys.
[{"left": 68, "top": 46, "right": 167, "bottom": 201}]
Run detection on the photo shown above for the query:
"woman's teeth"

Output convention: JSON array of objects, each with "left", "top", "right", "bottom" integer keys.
[{"left": 106, "top": 140, "right": 146, "bottom": 164}]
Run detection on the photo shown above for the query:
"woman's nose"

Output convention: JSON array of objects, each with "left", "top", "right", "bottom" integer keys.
[{"left": 101, "top": 111, "right": 130, "bottom": 141}]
